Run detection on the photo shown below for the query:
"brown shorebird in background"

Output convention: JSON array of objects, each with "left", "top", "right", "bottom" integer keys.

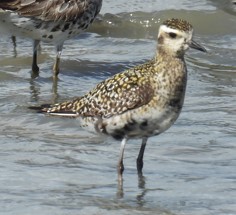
[{"left": 0, "top": 0, "right": 102, "bottom": 77}]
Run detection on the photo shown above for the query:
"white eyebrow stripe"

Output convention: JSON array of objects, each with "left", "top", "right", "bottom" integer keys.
[
  {"left": 159, "top": 25, "right": 180, "bottom": 34},
  {"left": 158, "top": 25, "right": 193, "bottom": 38}
]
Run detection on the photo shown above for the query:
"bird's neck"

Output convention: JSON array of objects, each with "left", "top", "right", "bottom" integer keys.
[
  {"left": 154, "top": 48, "right": 186, "bottom": 75},
  {"left": 153, "top": 46, "right": 187, "bottom": 90},
  {"left": 155, "top": 46, "right": 185, "bottom": 60}
]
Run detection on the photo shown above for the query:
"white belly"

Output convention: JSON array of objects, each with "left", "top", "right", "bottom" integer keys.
[
  {"left": 87, "top": 105, "right": 182, "bottom": 140},
  {"left": 0, "top": 12, "right": 81, "bottom": 44}
]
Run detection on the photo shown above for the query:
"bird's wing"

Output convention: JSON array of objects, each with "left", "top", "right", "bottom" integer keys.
[
  {"left": 45, "top": 62, "right": 155, "bottom": 118},
  {"left": 0, "top": 0, "right": 102, "bottom": 22}
]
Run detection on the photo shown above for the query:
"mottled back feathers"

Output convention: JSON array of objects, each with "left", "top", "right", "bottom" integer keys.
[
  {"left": 0, "top": 0, "right": 102, "bottom": 22},
  {"left": 46, "top": 60, "right": 156, "bottom": 118}
]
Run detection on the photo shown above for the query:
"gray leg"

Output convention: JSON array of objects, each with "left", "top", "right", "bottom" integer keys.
[
  {"left": 32, "top": 40, "right": 40, "bottom": 74},
  {"left": 136, "top": 137, "right": 148, "bottom": 174},
  {"left": 53, "top": 43, "right": 64, "bottom": 77},
  {"left": 117, "top": 138, "right": 127, "bottom": 178}
]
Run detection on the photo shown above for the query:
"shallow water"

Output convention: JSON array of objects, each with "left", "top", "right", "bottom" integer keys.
[{"left": 0, "top": 1, "right": 236, "bottom": 215}]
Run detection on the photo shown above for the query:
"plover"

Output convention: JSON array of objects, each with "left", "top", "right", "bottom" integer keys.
[
  {"left": 32, "top": 18, "right": 206, "bottom": 176},
  {"left": 0, "top": 0, "right": 102, "bottom": 76}
]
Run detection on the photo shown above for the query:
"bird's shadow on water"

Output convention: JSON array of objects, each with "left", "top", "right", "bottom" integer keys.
[
  {"left": 136, "top": 173, "right": 148, "bottom": 206},
  {"left": 112, "top": 173, "right": 170, "bottom": 214},
  {"left": 51, "top": 174, "right": 171, "bottom": 214},
  {"left": 117, "top": 172, "right": 148, "bottom": 205},
  {"left": 29, "top": 74, "right": 60, "bottom": 104}
]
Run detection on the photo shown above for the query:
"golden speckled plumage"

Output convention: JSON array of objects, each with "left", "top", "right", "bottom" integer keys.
[
  {"left": 34, "top": 18, "right": 206, "bottom": 177},
  {"left": 47, "top": 60, "right": 156, "bottom": 118},
  {"left": 163, "top": 18, "right": 192, "bottom": 32}
]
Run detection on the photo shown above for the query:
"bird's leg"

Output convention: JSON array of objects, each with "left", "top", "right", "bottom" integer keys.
[
  {"left": 117, "top": 138, "right": 127, "bottom": 180},
  {"left": 136, "top": 137, "right": 147, "bottom": 175},
  {"left": 53, "top": 43, "right": 64, "bottom": 77},
  {"left": 32, "top": 40, "right": 40, "bottom": 77},
  {"left": 11, "top": 35, "right": 16, "bottom": 47},
  {"left": 52, "top": 75, "right": 59, "bottom": 99},
  {"left": 11, "top": 36, "right": 17, "bottom": 57}
]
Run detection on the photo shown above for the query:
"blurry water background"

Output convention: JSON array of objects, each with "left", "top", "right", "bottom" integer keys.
[{"left": 0, "top": 0, "right": 236, "bottom": 214}]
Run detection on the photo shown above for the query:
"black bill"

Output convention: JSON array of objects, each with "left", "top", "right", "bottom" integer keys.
[{"left": 190, "top": 40, "right": 207, "bottom": 52}]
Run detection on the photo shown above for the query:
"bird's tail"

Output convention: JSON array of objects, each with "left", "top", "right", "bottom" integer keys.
[
  {"left": 28, "top": 104, "right": 51, "bottom": 113},
  {"left": 28, "top": 104, "right": 78, "bottom": 117}
]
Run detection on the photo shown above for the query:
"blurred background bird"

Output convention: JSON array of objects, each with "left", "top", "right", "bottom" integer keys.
[{"left": 0, "top": 0, "right": 103, "bottom": 77}]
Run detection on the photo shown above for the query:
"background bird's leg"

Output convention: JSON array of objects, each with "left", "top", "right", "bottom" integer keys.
[
  {"left": 11, "top": 35, "right": 17, "bottom": 57},
  {"left": 31, "top": 40, "right": 40, "bottom": 77},
  {"left": 136, "top": 137, "right": 147, "bottom": 175},
  {"left": 53, "top": 43, "right": 64, "bottom": 77},
  {"left": 52, "top": 75, "right": 59, "bottom": 102}
]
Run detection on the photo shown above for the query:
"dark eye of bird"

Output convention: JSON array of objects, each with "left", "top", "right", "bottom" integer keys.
[{"left": 168, "top": 32, "right": 177, "bottom": 38}]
